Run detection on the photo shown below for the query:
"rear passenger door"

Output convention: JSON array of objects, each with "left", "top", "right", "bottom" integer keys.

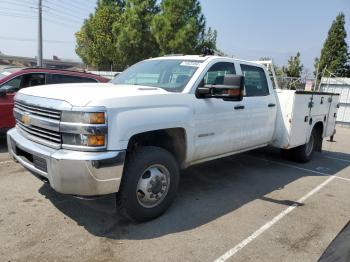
[
  {"left": 239, "top": 64, "right": 277, "bottom": 148},
  {"left": 47, "top": 74, "right": 98, "bottom": 84}
]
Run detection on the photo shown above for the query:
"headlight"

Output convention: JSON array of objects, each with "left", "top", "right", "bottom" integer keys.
[
  {"left": 60, "top": 110, "right": 108, "bottom": 150},
  {"left": 61, "top": 111, "right": 106, "bottom": 124}
]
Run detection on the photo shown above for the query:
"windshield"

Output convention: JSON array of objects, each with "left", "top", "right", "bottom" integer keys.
[
  {"left": 111, "top": 59, "right": 201, "bottom": 92},
  {"left": 0, "top": 70, "right": 12, "bottom": 80},
  {"left": 0, "top": 68, "right": 21, "bottom": 81}
]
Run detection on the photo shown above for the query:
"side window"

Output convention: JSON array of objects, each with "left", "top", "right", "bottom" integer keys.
[
  {"left": 240, "top": 65, "right": 269, "bottom": 96},
  {"left": 204, "top": 62, "right": 236, "bottom": 85},
  {"left": 1, "top": 75, "right": 23, "bottom": 90},
  {"left": 50, "top": 74, "right": 98, "bottom": 84},
  {"left": 21, "top": 73, "right": 46, "bottom": 88}
]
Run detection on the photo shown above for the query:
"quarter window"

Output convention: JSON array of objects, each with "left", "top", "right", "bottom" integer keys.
[
  {"left": 50, "top": 74, "right": 97, "bottom": 84},
  {"left": 204, "top": 62, "right": 236, "bottom": 85},
  {"left": 240, "top": 65, "right": 269, "bottom": 96}
]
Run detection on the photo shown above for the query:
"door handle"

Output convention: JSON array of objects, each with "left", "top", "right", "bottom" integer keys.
[
  {"left": 268, "top": 103, "right": 276, "bottom": 107},
  {"left": 234, "top": 105, "right": 245, "bottom": 110}
]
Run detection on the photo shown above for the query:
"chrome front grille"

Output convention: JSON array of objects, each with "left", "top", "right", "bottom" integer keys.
[
  {"left": 14, "top": 101, "right": 62, "bottom": 148},
  {"left": 14, "top": 101, "right": 61, "bottom": 120}
]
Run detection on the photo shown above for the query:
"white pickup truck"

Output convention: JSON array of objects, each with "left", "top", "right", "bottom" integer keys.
[{"left": 7, "top": 55, "right": 339, "bottom": 221}]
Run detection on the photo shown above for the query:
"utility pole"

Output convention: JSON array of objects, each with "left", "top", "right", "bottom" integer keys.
[{"left": 37, "top": 0, "right": 43, "bottom": 67}]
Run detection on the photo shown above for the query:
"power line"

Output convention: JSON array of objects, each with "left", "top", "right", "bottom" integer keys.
[
  {"left": 43, "top": 0, "right": 93, "bottom": 15},
  {"left": 0, "top": 36, "right": 74, "bottom": 44},
  {"left": 0, "top": 11, "right": 36, "bottom": 19},
  {"left": 0, "top": 11, "right": 80, "bottom": 28},
  {"left": 43, "top": 4, "right": 90, "bottom": 21},
  {"left": 44, "top": 10, "right": 84, "bottom": 24},
  {"left": 0, "top": 0, "right": 35, "bottom": 7},
  {"left": 44, "top": 17, "right": 80, "bottom": 28}
]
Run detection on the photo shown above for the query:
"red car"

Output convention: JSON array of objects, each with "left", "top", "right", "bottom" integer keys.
[{"left": 0, "top": 67, "right": 109, "bottom": 133}]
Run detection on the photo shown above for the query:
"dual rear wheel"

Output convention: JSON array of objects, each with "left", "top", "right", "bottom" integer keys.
[{"left": 283, "top": 127, "right": 321, "bottom": 163}]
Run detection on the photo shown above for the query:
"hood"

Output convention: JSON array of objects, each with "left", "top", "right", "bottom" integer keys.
[{"left": 18, "top": 83, "right": 169, "bottom": 106}]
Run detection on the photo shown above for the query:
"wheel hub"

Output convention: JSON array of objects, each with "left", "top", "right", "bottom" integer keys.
[{"left": 136, "top": 165, "right": 170, "bottom": 208}]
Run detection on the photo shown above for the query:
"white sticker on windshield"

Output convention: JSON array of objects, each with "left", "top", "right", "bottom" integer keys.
[{"left": 180, "top": 61, "right": 201, "bottom": 67}]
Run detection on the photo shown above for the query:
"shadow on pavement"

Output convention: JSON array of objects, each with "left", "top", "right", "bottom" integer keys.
[
  {"left": 38, "top": 148, "right": 350, "bottom": 240},
  {"left": 318, "top": 220, "right": 350, "bottom": 262},
  {"left": 0, "top": 135, "right": 8, "bottom": 153}
]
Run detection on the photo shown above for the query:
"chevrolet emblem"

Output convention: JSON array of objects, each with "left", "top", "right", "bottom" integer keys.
[{"left": 21, "top": 113, "right": 30, "bottom": 125}]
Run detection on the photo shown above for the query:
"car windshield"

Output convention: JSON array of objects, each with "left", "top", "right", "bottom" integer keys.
[
  {"left": 111, "top": 59, "right": 201, "bottom": 92},
  {"left": 0, "top": 68, "right": 21, "bottom": 80},
  {"left": 0, "top": 71, "right": 12, "bottom": 80}
]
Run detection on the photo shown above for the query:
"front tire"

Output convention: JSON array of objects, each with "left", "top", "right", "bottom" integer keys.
[{"left": 116, "top": 146, "right": 179, "bottom": 222}]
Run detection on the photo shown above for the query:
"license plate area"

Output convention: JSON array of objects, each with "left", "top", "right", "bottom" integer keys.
[{"left": 13, "top": 143, "right": 48, "bottom": 173}]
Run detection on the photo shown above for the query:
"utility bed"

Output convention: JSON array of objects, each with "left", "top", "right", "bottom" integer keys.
[{"left": 272, "top": 89, "right": 339, "bottom": 149}]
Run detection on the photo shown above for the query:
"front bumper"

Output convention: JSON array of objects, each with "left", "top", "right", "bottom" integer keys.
[{"left": 7, "top": 128, "right": 125, "bottom": 196}]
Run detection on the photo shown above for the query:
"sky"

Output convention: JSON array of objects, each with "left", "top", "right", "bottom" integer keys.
[{"left": 0, "top": 0, "right": 349, "bottom": 72}]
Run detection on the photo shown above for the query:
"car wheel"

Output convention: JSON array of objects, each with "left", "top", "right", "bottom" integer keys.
[
  {"left": 294, "top": 128, "right": 317, "bottom": 163},
  {"left": 116, "top": 146, "right": 179, "bottom": 222}
]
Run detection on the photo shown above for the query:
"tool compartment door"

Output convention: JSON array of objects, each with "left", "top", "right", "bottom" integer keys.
[
  {"left": 288, "top": 93, "right": 312, "bottom": 147},
  {"left": 325, "top": 94, "right": 340, "bottom": 137},
  {"left": 310, "top": 94, "right": 334, "bottom": 116}
]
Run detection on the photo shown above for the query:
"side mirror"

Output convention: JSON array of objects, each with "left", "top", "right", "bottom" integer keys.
[
  {"left": 0, "top": 85, "right": 18, "bottom": 96},
  {"left": 196, "top": 75, "right": 244, "bottom": 101}
]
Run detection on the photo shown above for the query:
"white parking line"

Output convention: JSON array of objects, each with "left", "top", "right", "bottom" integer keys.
[
  {"left": 324, "top": 156, "right": 350, "bottom": 163},
  {"left": 334, "top": 176, "right": 350, "bottom": 182},
  {"left": 248, "top": 156, "right": 330, "bottom": 176},
  {"left": 214, "top": 176, "right": 336, "bottom": 262},
  {"left": 249, "top": 156, "right": 350, "bottom": 183}
]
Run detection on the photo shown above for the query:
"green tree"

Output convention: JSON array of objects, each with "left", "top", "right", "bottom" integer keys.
[
  {"left": 113, "top": 0, "right": 159, "bottom": 69},
  {"left": 201, "top": 27, "right": 217, "bottom": 51},
  {"left": 76, "top": 0, "right": 124, "bottom": 70},
  {"left": 76, "top": 0, "right": 217, "bottom": 70},
  {"left": 283, "top": 52, "right": 303, "bottom": 77},
  {"left": 314, "top": 13, "right": 349, "bottom": 78},
  {"left": 151, "top": 0, "right": 206, "bottom": 55}
]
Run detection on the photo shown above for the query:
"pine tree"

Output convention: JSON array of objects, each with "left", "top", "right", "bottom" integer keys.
[
  {"left": 151, "top": 0, "right": 206, "bottom": 55},
  {"left": 76, "top": 0, "right": 217, "bottom": 70},
  {"left": 283, "top": 52, "right": 303, "bottom": 78},
  {"left": 113, "top": 0, "right": 159, "bottom": 69},
  {"left": 315, "top": 13, "right": 349, "bottom": 78}
]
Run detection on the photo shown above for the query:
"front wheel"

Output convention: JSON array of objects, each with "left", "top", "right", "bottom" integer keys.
[{"left": 116, "top": 146, "right": 179, "bottom": 222}]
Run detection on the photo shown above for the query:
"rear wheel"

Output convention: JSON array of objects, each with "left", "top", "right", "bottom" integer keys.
[
  {"left": 116, "top": 146, "right": 179, "bottom": 222},
  {"left": 293, "top": 129, "right": 317, "bottom": 163}
]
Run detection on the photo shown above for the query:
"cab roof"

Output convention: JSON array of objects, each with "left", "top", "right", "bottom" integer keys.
[{"left": 150, "top": 55, "right": 263, "bottom": 67}]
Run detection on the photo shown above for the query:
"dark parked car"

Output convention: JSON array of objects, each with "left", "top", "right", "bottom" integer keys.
[{"left": 0, "top": 67, "right": 109, "bottom": 133}]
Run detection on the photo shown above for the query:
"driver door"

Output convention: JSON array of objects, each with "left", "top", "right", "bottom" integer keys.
[
  {"left": 0, "top": 75, "right": 23, "bottom": 129},
  {"left": 193, "top": 62, "right": 246, "bottom": 161}
]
